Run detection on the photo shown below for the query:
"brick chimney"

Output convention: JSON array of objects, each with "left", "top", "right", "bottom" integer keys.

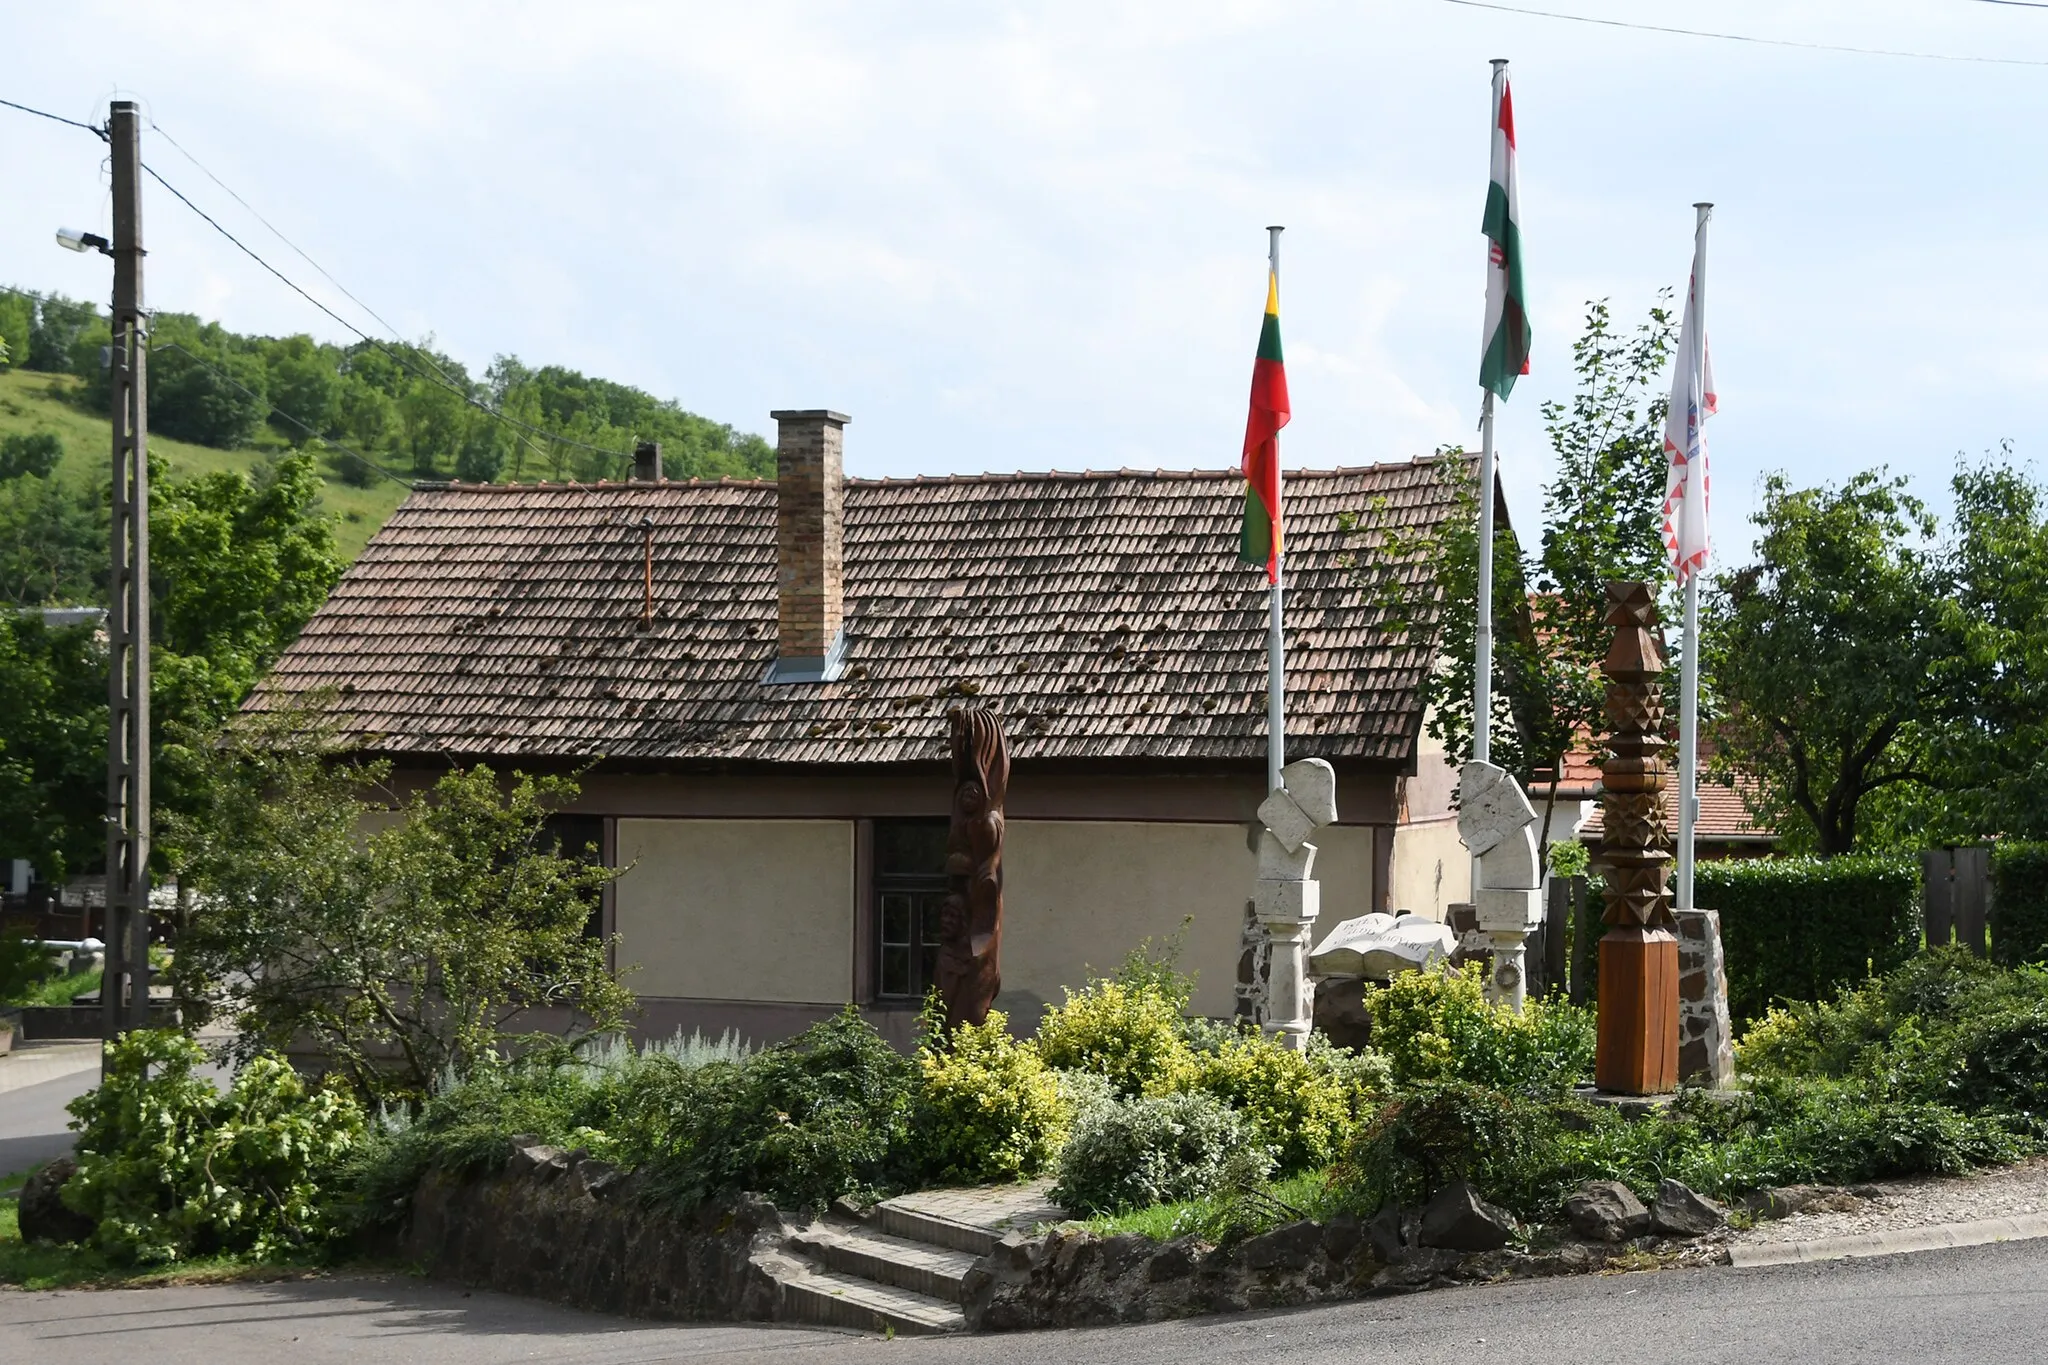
[
  {"left": 766, "top": 409, "right": 849, "bottom": 684},
  {"left": 632, "top": 441, "right": 662, "bottom": 482}
]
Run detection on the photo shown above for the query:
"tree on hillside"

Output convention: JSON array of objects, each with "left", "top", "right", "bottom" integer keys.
[
  {"left": 0, "top": 291, "right": 34, "bottom": 370},
  {"left": 0, "top": 462, "right": 100, "bottom": 605},
  {"left": 1705, "top": 472, "right": 1958, "bottom": 856},
  {"left": 27, "top": 293, "right": 99, "bottom": 372},
  {"left": 0, "top": 612, "right": 107, "bottom": 880}
]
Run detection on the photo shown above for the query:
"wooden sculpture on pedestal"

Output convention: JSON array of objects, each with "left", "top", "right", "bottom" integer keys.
[
  {"left": 939, "top": 705, "right": 1008, "bottom": 1031},
  {"left": 1595, "top": 581, "right": 1680, "bottom": 1094}
]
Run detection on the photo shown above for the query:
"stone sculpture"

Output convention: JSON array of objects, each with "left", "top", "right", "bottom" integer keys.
[
  {"left": 939, "top": 705, "right": 1008, "bottom": 1031},
  {"left": 1457, "top": 759, "right": 1545, "bottom": 1009},
  {"left": 1594, "top": 581, "right": 1679, "bottom": 1094},
  {"left": 1251, "top": 757, "right": 1338, "bottom": 1050}
]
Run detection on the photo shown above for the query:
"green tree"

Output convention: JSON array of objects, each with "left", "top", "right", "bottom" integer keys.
[
  {"left": 166, "top": 703, "right": 633, "bottom": 1101},
  {"left": 261, "top": 334, "right": 340, "bottom": 440},
  {"left": 0, "top": 469, "right": 101, "bottom": 604},
  {"left": 0, "top": 290, "right": 34, "bottom": 370},
  {"left": 28, "top": 292, "right": 100, "bottom": 372},
  {"left": 397, "top": 377, "right": 469, "bottom": 477},
  {"left": 0, "top": 431, "right": 65, "bottom": 481},
  {"left": 0, "top": 612, "right": 107, "bottom": 880},
  {"left": 1705, "top": 472, "right": 1955, "bottom": 856},
  {"left": 147, "top": 323, "right": 270, "bottom": 448}
]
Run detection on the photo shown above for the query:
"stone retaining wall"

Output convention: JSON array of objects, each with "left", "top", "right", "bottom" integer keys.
[{"left": 402, "top": 1145, "right": 793, "bottom": 1322}]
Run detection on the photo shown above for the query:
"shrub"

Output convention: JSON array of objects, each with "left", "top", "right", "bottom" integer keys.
[
  {"left": 1188, "top": 1028, "right": 1352, "bottom": 1174},
  {"left": 1034, "top": 979, "right": 1195, "bottom": 1097},
  {"left": 623, "top": 1007, "right": 917, "bottom": 1212},
  {"left": 1334, "top": 1081, "right": 1566, "bottom": 1218},
  {"left": 1362, "top": 964, "right": 1595, "bottom": 1094},
  {"left": 1051, "top": 1089, "right": 1250, "bottom": 1216},
  {"left": 1992, "top": 843, "right": 2048, "bottom": 967},
  {"left": 63, "top": 1029, "right": 365, "bottom": 1264},
  {"left": 1696, "top": 853, "right": 1920, "bottom": 1023},
  {"left": 0, "top": 929, "right": 57, "bottom": 1005},
  {"left": 912, "top": 1010, "right": 1070, "bottom": 1185}
]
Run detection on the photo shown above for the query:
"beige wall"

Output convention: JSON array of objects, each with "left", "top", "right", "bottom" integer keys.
[
  {"left": 1309, "top": 824, "right": 1382, "bottom": 925},
  {"left": 613, "top": 818, "right": 853, "bottom": 1004},
  {"left": 1390, "top": 818, "right": 1469, "bottom": 922},
  {"left": 1000, "top": 820, "right": 1252, "bottom": 1025}
]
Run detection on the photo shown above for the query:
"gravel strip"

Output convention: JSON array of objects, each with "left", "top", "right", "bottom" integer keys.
[{"left": 1725, "top": 1158, "right": 2048, "bottom": 1247}]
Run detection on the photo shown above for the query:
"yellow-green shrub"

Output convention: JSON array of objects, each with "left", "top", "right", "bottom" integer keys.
[
  {"left": 1189, "top": 1030, "right": 1352, "bottom": 1173},
  {"left": 1033, "top": 980, "right": 1195, "bottom": 1097},
  {"left": 913, "top": 1011, "right": 1070, "bottom": 1184},
  {"left": 1364, "top": 963, "right": 1596, "bottom": 1095}
]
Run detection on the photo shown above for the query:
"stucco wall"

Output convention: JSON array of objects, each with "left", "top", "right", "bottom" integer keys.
[
  {"left": 1000, "top": 820, "right": 1251, "bottom": 1025},
  {"left": 1390, "top": 818, "right": 1469, "bottom": 922},
  {"left": 1307, "top": 824, "right": 1382, "bottom": 925},
  {"left": 613, "top": 818, "right": 853, "bottom": 1004}
]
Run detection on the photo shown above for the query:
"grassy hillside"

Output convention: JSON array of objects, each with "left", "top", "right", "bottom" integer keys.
[{"left": 0, "top": 368, "right": 409, "bottom": 562}]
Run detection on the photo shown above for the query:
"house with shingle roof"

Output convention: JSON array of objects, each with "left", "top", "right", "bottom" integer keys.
[{"left": 256, "top": 410, "right": 1488, "bottom": 1044}]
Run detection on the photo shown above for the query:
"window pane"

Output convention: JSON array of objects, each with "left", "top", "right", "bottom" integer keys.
[
  {"left": 882, "top": 946, "right": 912, "bottom": 998},
  {"left": 918, "top": 895, "right": 945, "bottom": 947},
  {"left": 918, "top": 942, "right": 939, "bottom": 996},
  {"left": 881, "top": 894, "right": 911, "bottom": 946},
  {"left": 875, "top": 819, "right": 949, "bottom": 877}
]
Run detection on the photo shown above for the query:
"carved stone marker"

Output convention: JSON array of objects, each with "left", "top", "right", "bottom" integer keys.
[
  {"left": 1595, "top": 581, "right": 1679, "bottom": 1094},
  {"left": 1253, "top": 757, "right": 1337, "bottom": 1051},
  {"left": 1457, "top": 760, "right": 1545, "bottom": 1009},
  {"left": 939, "top": 705, "right": 1007, "bottom": 1031},
  {"left": 1674, "top": 907, "right": 1735, "bottom": 1088}
]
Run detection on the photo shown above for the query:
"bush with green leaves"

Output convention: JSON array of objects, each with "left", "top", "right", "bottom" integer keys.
[
  {"left": 1051, "top": 1088, "right": 1252, "bottom": 1216},
  {"left": 1363, "top": 963, "right": 1595, "bottom": 1094},
  {"left": 1992, "top": 843, "right": 2048, "bottom": 967},
  {"left": 1033, "top": 978, "right": 1196, "bottom": 1097},
  {"left": 0, "top": 928, "right": 57, "bottom": 1005},
  {"left": 62, "top": 1029, "right": 365, "bottom": 1264},
  {"left": 1696, "top": 853, "right": 1920, "bottom": 1023},
  {"left": 912, "top": 1008, "right": 1070, "bottom": 1185},
  {"left": 1185, "top": 1026, "right": 1354, "bottom": 1174},
  {"left": 614, "top": 1007, "right": 917, "bottom": 1212}
]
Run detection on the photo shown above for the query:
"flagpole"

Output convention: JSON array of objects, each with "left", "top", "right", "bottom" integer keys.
[
  {"left": 1676, "top": 202, "right": 1712, "bottom": 914},
  {"left": 1266, "top": 224, "right": 1286, "bottom": 795},
  {"left": 1474, "top": 389, "right": 1496, "bottom": 767}
]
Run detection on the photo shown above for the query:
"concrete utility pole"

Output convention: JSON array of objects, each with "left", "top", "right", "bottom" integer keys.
[{"left": 102, "top": 100, "right": 152, "bottom": 1056}]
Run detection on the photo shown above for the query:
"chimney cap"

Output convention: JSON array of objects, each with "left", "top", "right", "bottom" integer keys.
[{"left": 770, "top": 409, "right": 851, "bottom": 425}]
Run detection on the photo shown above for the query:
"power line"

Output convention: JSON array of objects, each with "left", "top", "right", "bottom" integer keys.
[
  {"left": 1434, "top": 0, "right": 2048, "bottom": 65},
  {"left": 145, "top": 118, "right": 410, "bottom": 345},
  {"left": 134, "top": 159, "right": 634, "bottom": 471},
  {"left": 1969, "top": 0, "right": 2048, "bottom": 9},
  {"left": 0, "top": 96, "right": 105, "bottom": 137}
]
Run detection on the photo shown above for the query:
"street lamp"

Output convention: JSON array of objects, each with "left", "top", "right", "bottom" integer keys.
[{"left": 55, "top": 227, "right": 112, "bottom": 256}]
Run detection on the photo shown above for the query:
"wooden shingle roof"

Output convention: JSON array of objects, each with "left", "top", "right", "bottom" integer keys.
[{"left": 255, "top": 459, "right": 1466, "bottom": 767}]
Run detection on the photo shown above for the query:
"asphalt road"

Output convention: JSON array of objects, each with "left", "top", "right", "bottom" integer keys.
[
  {"left": 6, "top": 1236, "right": 2048, "bottom": 1365},
  {"left": 0, "top": 1070, "right": 96, "bottom": 1176}
]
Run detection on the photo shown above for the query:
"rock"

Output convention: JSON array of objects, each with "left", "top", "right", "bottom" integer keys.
[
  {"left": 1242, "top": 1219, "right": 1323, "bottom": 1272},
  {"left": 1369, "top": 1246, "right": 1461, "bottom": 1291},
  {"left": 1650, "top": 1179, "right": 1725, "bottom": 1237},
  {"left": 17, "top": 1158, "right": 93, "bottom": 1245},
  {"left": 991, "top": 1228, "right": 1044, "bottom": 1273},
  {"left": 1257, "top": 830, "right": 1318, "bottom": 881},
  {"left": 1257, "top": 788, "right": 1316, "bottom": 853},
  {"left": 1144, "top": 1236, "right": 1199, "bottom": 1282},
  {"left": 1279, "top": 758, "right": 1339, "bottom": 826},
  {"left": 1321, "top": 1212, "right": 1363, "bottom": 1262},
  {"left": 574, "top": 1158, "right": 624, "bottom": 1199},
  {"left": 1366, "top": 1203, "right": 1408, "bottom": 1262},
  {"left": 830, "top": 1193, "right": 872, "bottom": 1222},
  {"left": 1312, "top": 975, "right": 1373, "bottom": 1050},
  {"left": 1565, "top": 1181, "right": 1652, "bottom": 1242},
  {"left": 1417, "top": 1180, "right": 1517, "bottom": 1252},
  {"left": 1456, "top": 760, "right": 1536, "bottom": 856},
  {"left": 507, "top": 1138, "right": 570, "bottom": 1179}
]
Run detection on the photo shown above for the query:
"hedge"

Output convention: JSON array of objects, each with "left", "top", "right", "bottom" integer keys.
[
  {"left": 1992, "top": 843, "right": 2048, "bottom": 967},
  {"left": 1695, "top": 855, "right": 1921, "bottom": 1024}
]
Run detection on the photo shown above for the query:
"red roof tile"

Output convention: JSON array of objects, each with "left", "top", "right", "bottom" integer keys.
[{"left": 254, "top": 460, "right": 1467, "bottom": 767}]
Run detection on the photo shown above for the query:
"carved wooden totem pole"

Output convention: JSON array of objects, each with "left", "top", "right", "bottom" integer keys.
[
  {"left": 1595, "top": 581, "right": 1680, "bottom": 1094},
  {"left": 939, "top": 705, "right": 1008, "bottom": 1031}
]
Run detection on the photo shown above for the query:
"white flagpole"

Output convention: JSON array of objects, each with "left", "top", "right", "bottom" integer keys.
[
  {"left": 1676, "top": 202, "right": 1712, "bottom": 914},
  {"left": 1473, "top": 56, "right": 1507, "bottom": 771},
  {"left": 1267, "top": 224, "right": 1286, "bottom": 795}
]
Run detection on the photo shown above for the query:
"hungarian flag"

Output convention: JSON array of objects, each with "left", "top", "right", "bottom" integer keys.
[
  {"left": 1479, "top": 66, "right": 1531, "bottom": 397},
  {"left": 1239, "top": 269, "right": 1289, "bottom": 581},
  {"left": 1662, "top": 223, "right": 1717, "bottom": 582}
]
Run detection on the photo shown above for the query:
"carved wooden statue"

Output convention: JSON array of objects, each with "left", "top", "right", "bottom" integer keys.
[
  {"left": 1595, "top": 580, "right": 1680, "bottom": 1094},
  {"left": 939, "top": 705, "right": 1008, "bottom": 1031}
]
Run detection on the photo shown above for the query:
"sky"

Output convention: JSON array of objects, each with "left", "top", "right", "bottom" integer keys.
[{"left": 3, "top": 1, "right": 2045, "bottom": 564}]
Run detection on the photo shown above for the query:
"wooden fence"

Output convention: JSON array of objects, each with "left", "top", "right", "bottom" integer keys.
[{"left": 1924, "top": 846, "right": 1992, "bottom": 957}]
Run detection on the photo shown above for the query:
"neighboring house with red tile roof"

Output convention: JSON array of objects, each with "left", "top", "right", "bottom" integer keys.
[
  {"left": 1529, "top": 734, "right": 1777, "bottom": 864},
  {"left": 257, "top": 410, "right": 1488, "bottom": 1043}
]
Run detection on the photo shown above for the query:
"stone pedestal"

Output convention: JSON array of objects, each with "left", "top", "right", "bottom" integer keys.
[
  {"left": 1251, "top": 759, "right": 1338, "bottom": 1051},
  {"left": 1674, "top": 907, "right": 1735, "bottom": 1088}
]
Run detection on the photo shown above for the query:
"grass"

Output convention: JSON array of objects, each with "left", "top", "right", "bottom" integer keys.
[
  {"left": 9, "top": 968, "right": 101, "bottom": 1009},
  {"left": 1080, "top": 1170, "right": 1343, "bottom": 1242},
  {"left": 0, "top": 369, "right": 410, "bottom": 561}
]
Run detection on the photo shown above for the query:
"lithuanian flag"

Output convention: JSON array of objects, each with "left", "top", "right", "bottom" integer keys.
[{"left": 1239, "top": 270, "right": 1290, "bottom": 582}]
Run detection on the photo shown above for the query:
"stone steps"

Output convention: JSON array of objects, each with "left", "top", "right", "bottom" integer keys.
[
  {"left": 873, "top": 1199, "right": 1001, "bottom": 1256},
  {"left": 775, "top": 1262, "right": 966, "bottom": 1336},
  {"left": 788, "top": 1223, "right": 981, "bottom": 1302}
]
